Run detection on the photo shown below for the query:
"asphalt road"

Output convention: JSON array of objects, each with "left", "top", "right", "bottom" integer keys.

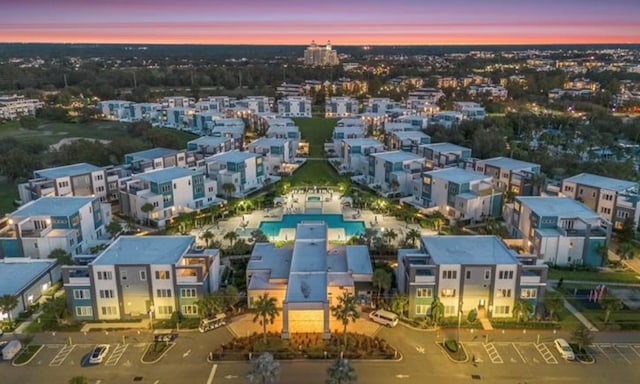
[{"left": 3, "top": 325, "right": 640, "bottom": 384}]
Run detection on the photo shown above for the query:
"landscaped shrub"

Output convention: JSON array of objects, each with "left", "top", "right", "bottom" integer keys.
[{"left": 444, "top": 340, "right": 458, "bottom": 353}]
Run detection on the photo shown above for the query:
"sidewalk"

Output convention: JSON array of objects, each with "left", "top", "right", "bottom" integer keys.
[
  {"left": 80, "top": 320, "right": 150, "bottom": 332},
  {"left": 548, "top": 279, "right": 640, "bottom": 288},
  {"left": 546, "top": 286, "right": 599, "bottom": 332}
]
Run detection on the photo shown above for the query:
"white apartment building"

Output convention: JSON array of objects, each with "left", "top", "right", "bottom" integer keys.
[
  {"left": 430, "top": 111, "right": 464, "bottom": 128},
  {"left": 161, "top": 97, "right": 194, "bottom": 108},
  {"left": 468, "top": 84, "right": 508, "bottom": 100},
  {"left": 366, "top": 151, "right": 425, "bottom": 197},
  {"left": 97, "top": 100, "right": 133, "bottom": 121},
  {"left": 187, "top": 136, "right": 237, "bottom": 158},
  {"left": 418, "top": 142, "right": 472, "bottom": 170},
  {"left": 453, "top": 102, "right": 486, "bottom": 120},
  {"left": 195, "top": 96, "right": 231, "bottom": 113},
  {"left": 0, "top": 95, "right": 44, "bottom": 120},
  {"left": 277, "top": 97, "right": 312, "bottom": 117},
  {"left": 387, "top": 131, "right": 431, "bottom": 153},
  {"left": 161, "top": 107, "right": 194, "bottom": 129},
  {"left": 205, "top": 151, "right": 267, "bottom": 197},
  {"left": 125, "top": 148, "right": 188, "bottom": 174},
  {"left": 247, "top": 137, "right": 295, "bottom": 171},
  {"left": 338, "top": 138, "right": 385, "bottom": 175},
  {"left": 407, "top": 88, "right": 445, "bottom": 104},
  {"left": 466, "top": 157, "right": 542, "bottom": 196},
  {"left": 365, "top": 98, "right": 402, "bottom": 114},
  {"left": 304, "top": 40, "right": 339, "bottom": 67},
  {"left": 325, "top": 97, "right": 358, "bottom": 118}
]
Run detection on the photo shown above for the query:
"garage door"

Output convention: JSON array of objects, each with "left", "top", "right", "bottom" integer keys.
[{"left": 287, "top": 309, "right": 324, "bottom": 334}]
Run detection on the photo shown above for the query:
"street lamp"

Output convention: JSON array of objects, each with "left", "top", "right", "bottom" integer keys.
[{"left": 457, "top": 301, "right": 463, "bottom": 345}]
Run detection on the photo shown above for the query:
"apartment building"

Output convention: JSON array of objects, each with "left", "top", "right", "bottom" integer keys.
[
  {"left": 0, "top": 95, "right": 43, "bottom": 120},
  {"left": 247, "top": 137, "right": 295, "bottom": 171},
  {"left": 560, "top": 173, "right": 640, "bottom": 230},
  {"left": 129, "top": 103, "right": 162, "bottom": 123},
  {"left": 365, "top": 98, "right": 402, "bottom": 114},
  {"left": 338, "top": 138, "right": 385, "bottom": 175},
  {"left": 396, "top": 115, "right": 431, "bottom": 130},
  {"left": 190, "top": 111, "right": 224, "bottom": 133},
  {"left": 97, "top": 100, "right": 132, "bottom": 121},
  {"left": 387, "top": 131, "right": 431, "bottom": 153},
  {"left": 383, "top": 121, "right": 420, "bottom": 134},
  {"left": 467, "top": 85, "right": 508, "bottom": 100},
  {"left": 247, "top": 222, "right": 372, "bottom": 338},
  {"left": 506, "top": 197, "right": 611, "bottom": 266},
  {"left": 195, "top": 96, "right": 231, "bottom": 113},
  {"left": 407, "top": 88, "right": 445, "bottom": 104},
  {"left": 187, "top": 136, "right": 236, "bottom": 158},
  {"left": 119, "top": 167, "right": 220, "bottom": 227},
  {"left": 276, "top": 83, "right": 304, "bottom": 97},
  {"left": 418, "top": 142, "right": 472, "bottom": 170},
  {"left": 205, "top": 151, "right": 266, "bottom": 197},
  {"left": 303, "top": 40, "right": 339, "bottom": 67},
  {"left": 277, "top": 96, "right": 312, "bottom": 117},
  {"left": 397, "top": 235, "right": 547, "bottom": 319},
  {"left": 406, "top": 99, "right": 440, "bottom": 114},
  {"left": 453, "top": 102, "right": 486, "bottom": 120},
  {"left": 430, "top": 111, "right": 463, "bottom": 128},
  {"left": 161, "top": 97, "right": 194, "bottom": 108},
  {"left": 0, "top": 259, "right": 60, "bottom": 321},
  {"left": 466, "top": 157, "right": 542, "bottom": 196},
  {"left": 232, "top": 96, "right": 272, "bottom": 115},
  {"left": 63, "top": 236, "right": 220, "bottom": 321},
  {"left": 367, "top": 151, "right": 425, "bottom": 197},
  {"left": 161, "top": 107, "right": 194, "bottom": 129},
  {"left": 124, "top": 148, "right": 188, "bottom": 174},
  {"left": 406, "top": 167, "right": 501, "bottom": 220},
  {"left": 325, "top": 97, "right": 358, "bottom": 118},
  {"left": 0, "top": 197, "right": 111, "bottom": 259}
]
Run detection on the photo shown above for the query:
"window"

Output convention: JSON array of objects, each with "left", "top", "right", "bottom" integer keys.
[
  {"left": 97, "top": 271, "right": 113, "bottom": 280},
  {"left": 440, "top": 288, "right": 456, "bottom": 298},
  {"left": 484, "top": 270, "right": 491, "bottom": 280},
  {"left": 442, "top": 270, "right": 457, "bottom": 279},
  {"left": 153, "top": 201, "right": 159, "bottom": 208},
  {"left": 182, "top": 305, "right": 198, "bottom": 315},
  {"left": 121, "top": 271, "right": 127, "bottom": 281},
  {"left": 75, "top": 306, "right": 93, "bottom": 317},
  {"left": 415, "top": 305, "right": 428, "bottom": 316},
  {"left": 180, "top": 288, "right": 197, "bottom": 298},
  {"left": 521, "top": 288, "right": 537, "bottom": 299},
  {"left": 497, "top": 289, "right": 512, "bottom": 298},
  {"left": 96, "top": 186, "right": 105, "bottom": 192},
  {"left": 494, "top": 305, "right": 510, "bottom": 315},
  {"left": 101, "top": 306, "right": 117, "bottom": 316},
  {"left": 416, "top": 288, "right": 432, "bottom": 298},
  {"left": 498, "top": 271, "right": 514, "bottom": 280},
  {"left": 99, "top": 289, "right": 114, "bottom": 299},
  {"left": 600, "top": 207, "right": 611, "bottom": 215},
  {"left": 140, "top": 270, "right": 147, "bottom": 281},
  {"left": 157, "top": 289, "right": 172, "bottom": 298},
  {"left": 603, "top": 194, "right": 613, "bottom": 201},
  {"left": 95, "top": 174, "right": 103, "bottom": 181},
  {"left": 444, "top": 305, "right": 456, "bottom": 315},
  {"left": 466, "top": 270, "right": 471, "bottom": 280},
  {"left": 617, "top": 211, "right": 630, "bottom": 219},
  {"left": 73, "top": 289, "right": 91, "bottom": 300},
  {"left": 157, "top": 306, "right": 173, "bottom": 315},
  {"left": 155, "top": 270, "right": 170, "bottom": 280}
]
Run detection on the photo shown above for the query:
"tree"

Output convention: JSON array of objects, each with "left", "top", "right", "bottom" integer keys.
[
  {"left": 200, "top": 230, "right": 215, "bottom": 248},
  {"left": 543, "top": 291, "right": 564, "bottom": 321},
  {"left": 252, "top": 294, "right": 279, "bottom": 344},
  {"left": 49, "top": 248, "right": 73, "bottom": 266},
  {"left": 106, "top": 221, "right": 122, "bottom": 238},
  {"left": 391, "top": 293, "right": 409, "bottom": 318},
  {"left": 68, "top": 376, "right": 89, "bottom": 384},
  {"left": 571, "top": 324, "right": 593, "bottom": 353},
  {"left": 140, "top": 203, "right": 154, "bottom": 226},
  {"left": 326, "top": 358, "right": 357, "bottom": 384},
  {"left": 405, "top": 228, "right": 421, "bottom": 248},
  {"left": 196, "top": 292, "right": 225, "bottom": 319},
  {"left": 430, "top": 297, "right": 444, "bottom": 324},
  {"left": 250, "top": 229, "right": 268, "bottom": 243},
  {"left": 600, "top": 294, "right": 623, "bottom": 324},
  {"left": 513, "top": 299, "right": 534, "bottom": 322},
  {"left": 372, "top": 269, "right": 391, "bottom": 306},
  {"left": 247, "top": 352, "right": 280, "bottom": 384},
  {"left": 224, "top": 231, "right": 239, "bottom": 247},
  {"left": 331, "top": 292, "right": 359, "bottom": 349},
  {"left": 224, "top": 285, "right": 241, "bottom": 313},
  {"left": 360, "top": 228, "right": 377, "bottom": 249},
  {"left": 596, "top": 243, "right": 610, "bottom": 265},
  {"left": 0, "top": 294, "right": 19, "bottom": 325},
  {"left": 42, "top": 296, "right": 69, "bottom": 325},
  {"left": 222, "top": 183, "right": 236, "bottom": 199},
  {"left": 617, "top": 217, "right": 635, "bottom": 243},
  {"left": 617, "top": 242, "right": 636, "bottom": 260},
  {"left": 381, "top": 229, "right": 398, "bottom": 246}
]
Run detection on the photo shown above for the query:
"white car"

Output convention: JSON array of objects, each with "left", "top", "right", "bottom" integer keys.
[
  {"left": 89, "top": 344, "right": 110, "bottom": 364},
  {"left": 554, "top": 338, "right": 576, "bottom": 361}
]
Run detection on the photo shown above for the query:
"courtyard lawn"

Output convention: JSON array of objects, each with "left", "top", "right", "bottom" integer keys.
[
  {"left": 0, "top": 181, "right": 19, "bottom": 216},
  {"left": 288, "top": 159, "right": 347, "bottom": 186},
  {"left": 559, "top": 284, "right": 640, "bottom": 330},
  {"left": 293, "top": 117, "right": 336, "bottom": 157},
  {"left": 548, "top": 268, "right": 640, "bottom": 284}
]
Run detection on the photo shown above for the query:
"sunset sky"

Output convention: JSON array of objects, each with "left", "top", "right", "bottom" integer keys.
[{"left": 2, "top": 0, "right": 639, "bottom": 45}]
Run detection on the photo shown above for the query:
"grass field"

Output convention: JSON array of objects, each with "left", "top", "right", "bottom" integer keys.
[
  {"left": 548, "top": 268, "right": 640, "bottom": 284},
  {"left": 293, "top": 117, "right": 336, "bottom": 157},
  {"left": 0, "top": 180, "right": 19, "bottom": 216},
  {"left": 289, "top": 159, "right": 347, "bottom": 186}
]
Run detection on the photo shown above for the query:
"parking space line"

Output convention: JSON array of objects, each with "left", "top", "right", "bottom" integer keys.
[
  {"left": 49, "top": 344, "right": 75, "bottom": 367},
  {"left": 613, "top": 345, "right": 632, "bottom": 365},
  {"left": 483, "top": 343, "right": 503, "bottom": 364},
  {"left": 535, "top": 343, "right": 558, "bottom": 364},
  {"left": 630, "top": 345, "right": 640, "bottom": 358},
  {"left": 511, "top": 343, "right": 527, "bottom": 363},
  {"left": 105, "top": 344, "right": 129, "bottom": 366},
  {"left": 593, "top": 345, "right": 613, "bottom": 362}
]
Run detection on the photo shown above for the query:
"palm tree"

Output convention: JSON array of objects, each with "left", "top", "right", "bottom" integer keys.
[
  {"left": 512, "top": 299, "right": 533, "bottom": 322},
  {"left": 405, "top": 228, "right": 421, "bottom": 248},
  {"left": 372, "top": 269, "right": 391, "bottom": 306},
  {"left": 247, "top": 352, "right": 280, "bottom": 384},
  {"left": 571, "top": 323, "right": 593, "bottom": 353},
  {"left": 200, "top": 230, "right": 215, "bottom": 248},
  {"left": 543, "top": 291, "right": 564, "bottom": 321},
  {"left": 0, "top": 294, "right": 19, "bottom": 325},
  {"left": 326, "top": 358, "right": 357, "bottom": 384},
  {"left": 140, "top": 202, "right": 154, "bottom": 226},
  {"left": 381, "top": 229, "right": 398, "bottom": 246},
  {"left": 252, "top": 294, "right": 279, "bottom": 344},
  {"left": 222, "top": 182, "right": 236, "bottom": 199},
  {"left": 360, "top": 228, "right": 376, "bottom": 249},
  {"left": 331, "top": 292, "right": 359, "bottom": 349},
  {"left": 49, "top": 248, "right": 73, "bottom": 265},
  {"left": 250, "top": 229, "right": 268, "bottom": 243},
  {"left": 430, "top": 297, "right": 444, "bottom": 324},
  {"left": 391, "top": 293, "right": 409, "bottom": 318},
  {"left": 600, "top": 294, "right": 623, "bottom": 324},
  {"left": 617, "top": 242, "right": 636, "bottom": 260},
  {"left": 224, "top": 231, "right": 238, "bottom": 247}
]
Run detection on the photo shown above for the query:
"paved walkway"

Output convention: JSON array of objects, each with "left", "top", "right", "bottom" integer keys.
[
  {"left": 546, "top": 286, "right": 599, "bottom": 332},
  {"left": 548, "top": 279, "right": 640, "bottom": 288},
  {"left": 479, "top": 318, "right": 494, "bottom": 331},
  {"left": 80, "top": 320, "right": 150, "bottom": 332}
]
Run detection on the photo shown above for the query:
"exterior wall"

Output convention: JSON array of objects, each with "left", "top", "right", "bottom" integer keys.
[
  {"left": 248, "top": 288, "right": 287, "bottom": 308},
  {"left": 91, "top": 265, "right": 120, "bottom": 320},
  {"left": 149, "top": 265, "right": 176, "bottom": 319}
]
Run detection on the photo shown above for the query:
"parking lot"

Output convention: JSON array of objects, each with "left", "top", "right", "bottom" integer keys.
[
  {"left": 589, "top": 343, "right": 640, "bottom": 365},
  {"left": 17, "top": 342, "right": 149, "bottom": 368}
]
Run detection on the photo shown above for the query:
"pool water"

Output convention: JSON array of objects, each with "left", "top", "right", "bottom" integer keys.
[
  {"left": 307, "top": 196, "right": 321, "bottom": 201},
  {"left": 259, "top": 214, "right": 365, "bottom": 237}
]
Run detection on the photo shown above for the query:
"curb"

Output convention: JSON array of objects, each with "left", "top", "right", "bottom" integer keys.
[
  {"left": 12, "top": 345, "right": 44, "bottom": 367},
  {"left": 577, "top": 353, "right": 596, "bottom": 365},
  {"left": 435, "top": 341, "right": 469, "bottom": 364},
  {"left": 140, "top": 342, "right": 176, "bottom": 365},
  {"left": 398, "top": 321, "right": 437, "bottom": 332}
]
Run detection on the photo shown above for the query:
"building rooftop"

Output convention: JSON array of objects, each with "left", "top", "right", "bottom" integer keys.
[
  {"left": 208, "top": 150, "right": 258, "bottom": 163},
  {"left": 0, "top": 260, "right": 56, "bottom": 296},
  {"left": 393, "top": 131, "right": 430, "bottom": 140},
  {"left": 285, "top": 273, "right": 327, "bottom": 303},
  {"left": 11, "top": 196, "right": 95, "bottom": 218},
  {"left": 342, "top": 138, "right": 383, "bottom": 147},
  {"left": 92, "top": 236, "right": 193, "bottom": 265},
  {"left": 135, "top": 167, "right": 200, "bottom": 184},
  {"left": 34, "top": 163, "right": 101, "bottom": 179},
  {"left": 423, "top": 235, "right": 519, "bottom": 265},
  {"left": 420, "top": 142, "right": 470, "bottom": 153},
  {"left": 346, "top": 245, "right": 373, "bottom": 275},
  {"left": 249, "top": 137, "right": 289, "bottom": 147},
  {"left": 517, "top": 196, "right": 600, "bottom": 218},
  {"left": 480, "top": 157, "right": 539, "bottom": 171},
  {"left": 371, "top": 150, "right": 423, "bottom": 163},
  {"left": 427, "top": 167, "right": 488, "bottom": 184},
  {"left": 563, "top": 173, "right": 637, "bottom": 192},
  {"left": 126, "top": 148, "right": 179, "bottom": 162},
  {"left": 248, "top": 243, "right": 292, "bottom": 280},
  {"left": 188, "top": 136, "right": 230, "bottom": 147}
]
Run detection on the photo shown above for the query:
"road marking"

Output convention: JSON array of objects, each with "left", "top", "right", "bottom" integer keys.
[
  {"left": 395, "top": 374, "right": 410, "bottom": 379},
  {"left": 207, "top": 364, "right": 218, "bottom": 384},
  {"left": 512, "top": 343, "right": 527, "bottom": 363},
  {"left": 49, "top": 344, "right": 75, "bottom": 367},
  {"left": 483, "top": 343, "right": 503, "bottom": 364},
  {"left": 224, "top": 375, "right": 238, "bottom": 379},
  {"left": 153, "top": 381, "right": 160, "bottom": 384},
  {"left": 415, "top": 345, "right": 425, "bottom": 354},
  {"left": 105, "top": 344, "right": 129, "bottom": 366},
  {"left": 183, "top": 349, "right": 191, "bottom": 358},
  {"left": 594, "top": 345, "right": 613, "bottom": 362},
  {"left": 629, "top": 345, "right": 640, "bottom": 358},
  {"left": 613, "top": 345, "right": 632, "bottom": 364},
  {"left": 535, "top": 343, "right": 558, "bottom": 364}
]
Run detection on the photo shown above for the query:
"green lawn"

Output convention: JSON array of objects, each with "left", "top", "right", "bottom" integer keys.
[
  {"left": 293, "top": 117, "right": 336, "bottom": 157},
  {"left": 0, "top": 180, "right": 19, "bottom": 216},
  {"left": 288, "top": 159, "right": 347, "bottom": 186},
  {"left": 548, "top": 268, "right": 640, "bottom": 284}
]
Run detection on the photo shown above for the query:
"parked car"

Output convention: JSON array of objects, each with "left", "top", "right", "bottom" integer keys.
[
  {"left": 89, "top": 344, "right": 110, "bottom": 364},
  {"left": 153, "top": 333, "right": 178, "bottom": 342},
  {"left": 554, "top": 338, "right": 576, "bottom": 361},
  {"left": 198, "top": 314, "right": 226, "bottom": 333},
  {"left": 368, "top": 309, "right": 399, "bottom": 327},
  {"left": 2, "top": 340, "right": 22, "bottom": 361}
]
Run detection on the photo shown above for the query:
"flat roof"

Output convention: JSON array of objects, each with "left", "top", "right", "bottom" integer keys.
[
  {"left": 249, "top": 137, "right": 289, "bottom": 147},
  {"left": 393, "top": 131, "right": 430, "bottom": 139},
  {"left": 346, "top": 245, "right": 373, "bottom": 275},
  {"left": 34, "top": 163, "right": 101, "bottom": 179},
  {"left": 563, "top": 173, "right": 637, "bottom": 192},
  {"left": 92, "top": 236, "right": 193, "bottom": 265},
  {"left": 188, "top": 136, "right": 230, "bottom": 146},
  {"left": 136, "top": 167, "right": 200, "bottom": 184},
  {"left": 423, "top": 235, "right": 519, "bottom": 265},
  {"left": 517, "top": 196, "right": 599, "bottom": 218},
  {"left": 285, "top": 273, "right": 327, "bottom": 303},
  {"left": 342, "top": 138, "right": 383, "bottom": 147},
  {"left": 12, "top": 196, "right": 95, "bottom": 218},
  {"left": 248, "top": 243, "right": 292, "bottom": 280},
  {"left": 420, "top": 142, "right": 470, "bottom": 153},
  {"left": 480, "top": 157, "right": 539, "bottom": 170},
  {"left": 371, "top": 150, "right": 423, "bottom": 163},
  {"left": 208, "top": 150, "right": 258, "bottom": 163},
  {"left": 126, "top": 148, "right": 178, "bottom": 161},
  {"left": 427, "top": 167, "right": 488, "bottom": 184},
  {"left": 0, "top": 260, "right": 55, "bottom": 296}
]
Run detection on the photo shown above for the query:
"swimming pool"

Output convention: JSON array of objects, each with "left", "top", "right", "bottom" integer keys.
[
  {"left": 307, "top": 196, "right": 321, "bottom": 202},
  {"left": 259, "top": 214, "right": 365, "bottom": 237}
]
